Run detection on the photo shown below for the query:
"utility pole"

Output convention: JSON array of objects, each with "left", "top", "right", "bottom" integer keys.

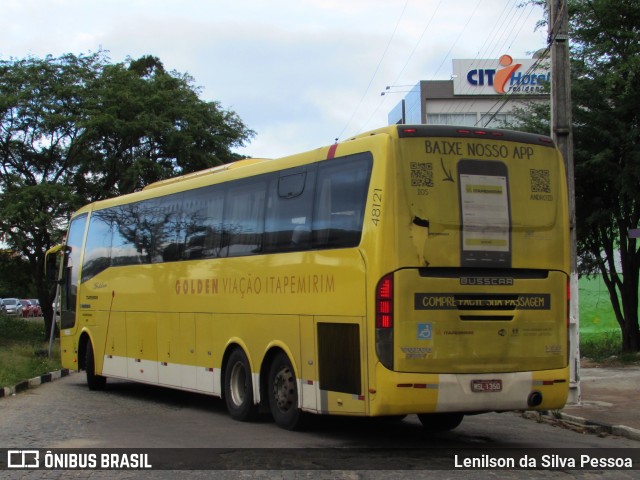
[{"left": 549, "top": 0, "right": 580, "bottom": 404}]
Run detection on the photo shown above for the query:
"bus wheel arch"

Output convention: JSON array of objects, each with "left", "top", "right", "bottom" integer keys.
[
  {"left": 79, "top": 332, "right": 106, "bottom": 391},
  {"left": 78, "top": 333, "right": 89, "bottom": 371},
  {"left": 222, "top": 345, "right": 258, "bottom": 422}
]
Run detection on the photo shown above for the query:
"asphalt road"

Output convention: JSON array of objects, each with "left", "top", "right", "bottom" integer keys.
[{"left": 1, "top": 373, "right": 639, "bottom": 479}]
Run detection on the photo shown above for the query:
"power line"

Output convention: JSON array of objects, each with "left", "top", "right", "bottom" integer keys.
[
  {"left": 356, "top": 0, "right": 445, "bottom": 135},
  {"left": 336, "top": 0, "right": 410, "bottom": 142},
  {"left": 342, "top": 0, "right": 546, "bottom": 138},
  {"left": 476, "top": 47, "right": 550, "bottom": 127},
  {"left": 430, "top": 0, "right": 483, "bottom": 79},
  {"left": 447, "top": 2, "right": 537, "bottom": 115},
  {"left": 478, "top": 1, "right": 565, "bottom": 127}
]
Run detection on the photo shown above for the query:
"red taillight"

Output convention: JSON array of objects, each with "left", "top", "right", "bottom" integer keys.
[
  {"left": 376, "top": 274, "right": 394, "bottom": 328},
  {"left": 455, "top": 129, "right": 504, "bottom": 137}
]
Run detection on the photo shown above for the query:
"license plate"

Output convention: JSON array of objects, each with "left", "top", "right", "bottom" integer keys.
[{"left": 471, "top": 379, "right": 502, "bottom": 393}]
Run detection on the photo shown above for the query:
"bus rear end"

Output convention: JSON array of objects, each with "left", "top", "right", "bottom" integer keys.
[{"left": 371, "top": 125, "right": 569, "bottom": 424}]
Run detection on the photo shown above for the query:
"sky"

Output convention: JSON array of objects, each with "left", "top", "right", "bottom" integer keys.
[{"left": 1, "top": 0, "right": 548, "bottom": 159}]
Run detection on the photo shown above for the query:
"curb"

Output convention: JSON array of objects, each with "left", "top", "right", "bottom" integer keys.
[
  {"left": 0, "top": 369, "right": 72, "bottom": 399},
  {"left": 521, "top": 410, "right": 640, "bottom": 442}
]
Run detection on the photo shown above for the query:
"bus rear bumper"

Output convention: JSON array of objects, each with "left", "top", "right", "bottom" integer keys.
[{"left": 369, "top": 363, "right": 569, "bottom": 416}]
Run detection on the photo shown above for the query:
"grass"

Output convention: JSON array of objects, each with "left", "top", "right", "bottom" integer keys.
[
  {"left": 580, "top": 330, "right": 640, "bottom": 364},
  {"left": 578, "top": 275, "right": 640, "bottom": 364},
  {"left": 580, "top": 330, "right": 622, "bottom": 362},
  {"left": 0, "top": 314, "right": 61, "bottom": 389},
  {"left": 579, "top": 276, "right": 620, "bottom": 336}
]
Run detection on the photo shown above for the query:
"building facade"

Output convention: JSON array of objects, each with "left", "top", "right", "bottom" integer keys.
[{"left": 388, "top": 54, "right": 549, "bottom": 128}]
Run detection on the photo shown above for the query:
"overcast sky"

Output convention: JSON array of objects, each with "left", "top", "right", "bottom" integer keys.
[{"left": 1, "top": 0, "right": 548, "bottom": 158}]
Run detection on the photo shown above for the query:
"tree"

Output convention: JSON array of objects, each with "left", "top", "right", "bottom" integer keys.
[
  {"left": 0, "top": 52, "right": 255, "bottom": 340},
  {"left": 78, "top": 55, "right": 253, "bottom": 200},
  {"left": 0, "top": 251, "right": 35, "bottom": 299},
  {"left": 569, "top": 0, "right": 640, "bottom": 352},
  {"left": 513, "top": 0, "right": 640, "bottom": 352}
]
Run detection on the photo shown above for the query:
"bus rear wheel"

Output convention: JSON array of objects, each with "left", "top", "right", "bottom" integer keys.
[
  {"left": 417, "top": 412, "right": 464, "bottom": 431},
  {"left": 224, "top": 349, "right": 258, "bottom": 421},
  {"left": 85, "top": 341, "right": 106, "bottom": 391},
  {"left": 267, "top": 352, "right": 305, "bottom": 430}
]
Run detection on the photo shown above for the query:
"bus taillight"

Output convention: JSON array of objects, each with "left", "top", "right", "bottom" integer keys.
[
  {"left": 376, "top": 275, "right": 394, "bottom": 328},
  {"left": 375, "top": 274, "right": 394, "bottom": 370}
]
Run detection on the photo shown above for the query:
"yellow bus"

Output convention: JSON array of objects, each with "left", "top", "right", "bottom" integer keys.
[{"left": 52, "top": 124, "right": 570, "bottom": 431}]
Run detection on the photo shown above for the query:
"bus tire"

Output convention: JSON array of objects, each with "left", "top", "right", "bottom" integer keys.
[
  {"left": 224, "top": 349, "right": 258, "bottom": 421},
  {"left": 417, "top": 412, "right": 464, "bottom": 431},
  {"left": 85, "top": 341, "right": 107, "bottom": 391},
  {"left": 267, "top": 352, "right": 305, "bottom": 430}
]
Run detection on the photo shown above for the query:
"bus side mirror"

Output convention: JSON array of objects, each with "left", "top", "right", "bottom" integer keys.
[
  {"left": 45, "top": 258, "right": 62, "bottom": 283},
  {"left": 44, "top": 245, "right": 66, "bottom": 283}
]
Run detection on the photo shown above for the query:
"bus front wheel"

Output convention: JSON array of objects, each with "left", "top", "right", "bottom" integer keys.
[
  {"left": 417, "top": 412, "right": 464, "bottom": 431},
  {"left": 85, "top": 341, "right": 107, "bottom": 391},
  {"left": 267, "top": 352, "right": 305, "bottom": 430},
  {"left": 224, "top": 349, "right": 258, "bottom": 421}
]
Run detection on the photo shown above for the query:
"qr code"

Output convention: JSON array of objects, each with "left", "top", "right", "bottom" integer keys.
[
  {"left": 530, "top": 169, "right": 551, "bottom": 193},
  {"left": 411, "top": 162, "right": 433, "bottom": 187}
]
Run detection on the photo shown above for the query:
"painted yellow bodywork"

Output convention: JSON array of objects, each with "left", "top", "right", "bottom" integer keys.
[{"left": 60, "top": 125, "right": 570, "bottom": 417}]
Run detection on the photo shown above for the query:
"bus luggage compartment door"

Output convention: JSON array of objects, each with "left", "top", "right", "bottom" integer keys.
[{"left": 393, "top": 268, "right": 567, "bottom": 374}]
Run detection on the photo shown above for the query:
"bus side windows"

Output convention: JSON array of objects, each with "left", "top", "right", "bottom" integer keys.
[
  {"left": 81, "top": 212, "right": 113, "bottom": 283},
  {"left": 79, "top": 151, "right": 374, "bottom": 282},
  {"left": 62, "top": 213, "right": 88, "bottom": 328},
  {"left": 152, "top": 194, "right": 183, "bottom": 263},
  {"left": 264, "top": 167, "right": 315, "bottom": 253},
  {"left": 223, "top": 178, "right": 267, "bottom": 257},
  {"left": 110, "top": 205, "right": 145, "bottom": 267},
  {"left": 313, "top": 153, "right": 373, "bottom": 249},
  {"left": 182, "top": 185, "right": 225, "bottom": 260}
]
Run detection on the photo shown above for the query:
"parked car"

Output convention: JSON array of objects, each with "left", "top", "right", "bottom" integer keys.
[
  {"left": 29, "top": 299, "right": 42, "bottom": 317},
  {"left": 20, "top": 300, "right": 36, "bottom": 318},
  {"left": 2, "top": 298, "right": 23, "bottom": 316}
]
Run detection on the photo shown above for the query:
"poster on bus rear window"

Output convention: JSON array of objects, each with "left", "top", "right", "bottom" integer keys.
[{"left": 458, "top": 160, "right": 511, "bottom": 267}]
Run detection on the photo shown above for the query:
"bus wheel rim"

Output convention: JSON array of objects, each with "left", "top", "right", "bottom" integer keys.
[
  {"left": 273, "top": 366, "right": 295, "bottom": 413},
  {"left": 229, "top": 362, "right": 246, "bottom": 407}
]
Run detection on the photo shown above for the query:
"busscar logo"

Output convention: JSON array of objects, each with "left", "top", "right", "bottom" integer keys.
[{"left": 460, "top": 277, "right": 514, "bottom": 286}]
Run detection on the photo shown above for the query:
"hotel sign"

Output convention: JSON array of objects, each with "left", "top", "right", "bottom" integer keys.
[{"left": 452, "top": 55, "right": 550, "bottom": 96}]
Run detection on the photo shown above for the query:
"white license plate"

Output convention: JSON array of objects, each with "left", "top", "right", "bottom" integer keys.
[{"left": 471, "top": 379, "right": 502, "bottom": 393}]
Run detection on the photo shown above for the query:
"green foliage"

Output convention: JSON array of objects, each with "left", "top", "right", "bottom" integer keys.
[
  {"left": 0, "top": 315, "right": 61, "bottom": 388},
  {"left": 579, "top": 275, "right": 620, "bottom": 334},
  {"left": 0, "top": 252, "right": 35, "bottom": 298},
  {"left": 569, "top": 0, "right": 640, "bottom": 352},
  {"left": 506, "top": 100, "right": 550, "bottom": 136},
  {"left": 77, "top": 54, "right": 254, "bottom": 199},
  {"left": 0, "top": 314, "right": 46, "bottom": 343},
  {"left": 0, "top": 51, "right": 255, "bottom": 340},
  {"left": 577, "top": 275, "right": 640, "bottom": 361},
  {"left": 515, "top": 0, "right": 640, "bottom": 352},
  {"left": 580, "top": 331, "right": 621, "bottom": 361}
]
